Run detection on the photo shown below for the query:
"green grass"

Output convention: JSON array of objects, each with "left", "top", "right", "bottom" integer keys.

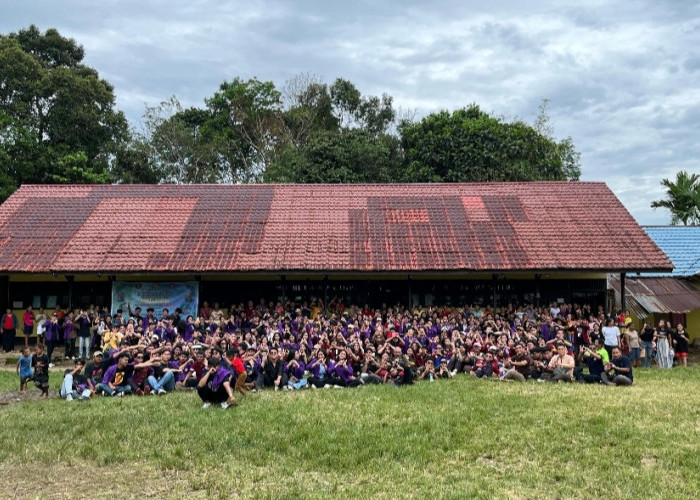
[{"left": 1, "top": 369, "right": 699, "bottom": 499}]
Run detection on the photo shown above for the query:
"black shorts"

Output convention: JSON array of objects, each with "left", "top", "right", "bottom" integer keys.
[{"left": 24, "top": 325, "right": 33, "bottom": 335}]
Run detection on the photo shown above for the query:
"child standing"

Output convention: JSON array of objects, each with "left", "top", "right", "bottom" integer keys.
[
  {"left": 32, "top": 344, "right": 50, "bottom": 398},
  {"left": 17, "top": 346, "right": 33, "bottom": 394}
]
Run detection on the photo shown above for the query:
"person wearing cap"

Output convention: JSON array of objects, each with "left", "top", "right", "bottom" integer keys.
[{"left": 84, "top": 351, "right": 105, "bottom": 385}]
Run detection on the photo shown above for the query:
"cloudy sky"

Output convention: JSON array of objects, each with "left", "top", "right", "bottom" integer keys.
[{"left": 3, "top": 0, "right": 699, "bottom": 224}]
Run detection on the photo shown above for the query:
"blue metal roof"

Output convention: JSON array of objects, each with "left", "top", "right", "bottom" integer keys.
[{"left": 642, "top": 226, "right": 700, "bottom": 277}]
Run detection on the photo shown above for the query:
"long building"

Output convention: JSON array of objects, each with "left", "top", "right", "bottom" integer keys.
[{"left": 0, "top": 182, "right": 672, "bottom": 319}]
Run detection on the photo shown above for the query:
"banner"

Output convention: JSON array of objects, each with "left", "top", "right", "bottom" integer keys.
[{"left": 111, "top": 281, "right": 199, "bottom": 319}]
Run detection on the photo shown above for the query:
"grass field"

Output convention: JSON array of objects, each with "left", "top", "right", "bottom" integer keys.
[{"left": 0, "top": 368, "right": 699, "bottom": 499}]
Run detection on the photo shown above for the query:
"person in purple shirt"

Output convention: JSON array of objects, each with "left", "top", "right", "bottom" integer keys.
[
  {"left": 285, "top": 349, "right": 307, "bottom": 390},
  {"left": 183, "top": 316, "right": 195, "bottom": 343},
  {"left": 62, "top": 313, "right": 76, "bottom": 360},
  {"left": 307, "top": 350, "right": 335, "bottom": 389},
  {"left": 97, "top": 352, "right": 133, "bottom": 396},
  {"left": 329, "top": 350, "right": 362, "bottom": 388},
  {"left": 43, "top": 314, "right": 61, "bottom": 365},
  {"left": 197, "top": 357, "right": 237, "bottom": 409}
]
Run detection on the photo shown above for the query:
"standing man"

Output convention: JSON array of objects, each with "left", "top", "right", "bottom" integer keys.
[{"left": 1, "top": 308, "right": 18, "bottom": 353}]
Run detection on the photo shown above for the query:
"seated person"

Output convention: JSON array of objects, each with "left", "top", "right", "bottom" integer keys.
[
  {"left": 575, "top": 339, "right": 608, "bottom": 384},
  {"left": 470, "top": 352, "right": 499, "bottom": 379},
  {"left": 197, "top": 357, "right": 237, "bottom": 409},
  {"left": 601, "top": 347, "right": 634, "bottom": 386},
  {"left": 97, "top": 352, "right": 133, "bottom": 396},
  {"left": 60, "top": 358, "right": 94, "bottom": 401},
  {"left": 547, "top": 343, "right": 575, "bottom": 382},
  {"left": 255, "top": 347, "right": 286, "bottom": 390},
  {"left": 502, "top": 343, "right": 531, "bottom": 382},
  {"left": 147, "top": 349, "right": 189, "bottom": 394}
]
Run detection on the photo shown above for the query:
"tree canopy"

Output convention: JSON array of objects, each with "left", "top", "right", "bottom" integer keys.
[
  {"left": 651, "top": 171, "right": 700, "bottom": 225},
  {"left": 399, "top": 103, "right": 580, "bottom": 183},
  {"left": 0, "top": 25, "right": 128, "bottom": 197},
  {"left": 1, "top": 25, "right": 584, "bottom": 200}
]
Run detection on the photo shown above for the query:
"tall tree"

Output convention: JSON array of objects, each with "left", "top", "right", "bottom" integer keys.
[
  {"left": 651, "top": 171, "right": 700, "bottom": 225},
  {"left": 265, "top": 129, "right": 402, "bottom": 184},
  {"left": 398, "top": 104, "right": 581, "bottom": 182},
  {"left": 265, "top": 77, "right": 401, "bottom": 183},
  {"left": 0, "top": 25, "right": 127, "bottom": 197},
  {"left": 204, "top": 77, "right": 284, "bottom": 183}
]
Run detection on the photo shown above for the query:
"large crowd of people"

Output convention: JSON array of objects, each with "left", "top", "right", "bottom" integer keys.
[{"left": 7, "top": 297, "right": 694, "bottom": 407}]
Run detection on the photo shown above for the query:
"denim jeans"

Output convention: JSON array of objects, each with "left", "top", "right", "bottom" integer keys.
[
  {"left": 147, "top": 371, "right": 175, "bottom": 392},
  {"left": 78, "top": 337, "right": 91, "bottom": 360},
  {"left": 640, "top": 340, "right": 654, "bottom": 368},
  {"left": 96, "top": 382, "right": 131, "bottom": 396},
  {"left": 60, "top": 374, "right": 92, "bottom": 400},
  {"left": 288, "top": 378, "right": 308, "bottom": 390}
]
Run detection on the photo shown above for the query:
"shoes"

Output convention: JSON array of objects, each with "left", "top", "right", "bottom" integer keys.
[
  {"left": 282, "top": 386, "right": 289, "bottom": 391},
  {"left": 202, "top": 402, "right": 211, "bottom": 409},
  {"left": 144, "top": 386, "right": 151, "bottom": 395},
  {"left": 117, "top": 392, "right": 124, "bottom": 397},
  {"left": 136, "top": 389, "right": 144, "bottom": 396},
  {"left": 65, "top": 394, "right": 73, "bottom": 402},
  {"left": 324, "top": 384, "right": 332, "bottom": 389},
  {"left": 48, "top": 363, "right": 55, "bottom": 368},
  {"left": 334, "top": 385, "right": 343, "bottom": 389},
  {"left": 220, "top": 401, "right": 230, "bottom": 409},
  {"left": 311, "top": 384, "right": 318, "bottom": 389},
  {"left": 158, "top": 389, "right": 167, "bottom": 396}
]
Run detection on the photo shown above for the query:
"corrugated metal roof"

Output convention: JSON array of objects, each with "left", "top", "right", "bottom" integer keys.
[
  {"left": 642, "top": 226, "right": 700, "bottom": 277},
  {"left": 0, "top": 183, "right": 673, "bottom": 274},
  {"left": 610, "top": 276, "right": 700, "bottom": 317}
]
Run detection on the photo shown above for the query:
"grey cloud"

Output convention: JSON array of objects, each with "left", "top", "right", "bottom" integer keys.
[{"left": 2, "top": 0, "right": 699, "bottom": 225}]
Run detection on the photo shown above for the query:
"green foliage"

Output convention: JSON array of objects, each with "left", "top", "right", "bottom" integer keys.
[
  {"left": 0, "top": 25, "right": 127, "bottom": 198},
  {"left": 204, "top": 77, "right": 284, "bottom": 183},
  {"left": 266, "top": 129, "right": 403, "bottom": 183},
  {"left": 0, "top": 368, "right": 698, "bottom": 498},
  {"left": 399, "top": 103, "right": 581, "bottom": 182},
  {"left": 650, "top": 171, "right": 700, "bottom": 225}
]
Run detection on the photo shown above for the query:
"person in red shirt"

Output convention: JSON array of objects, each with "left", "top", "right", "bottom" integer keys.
[{"left": 227, "top": 346, "right": 247, "bottom": 398}]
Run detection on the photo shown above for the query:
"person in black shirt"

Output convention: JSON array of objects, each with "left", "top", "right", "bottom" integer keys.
[
  {"left": 602, "top": 347, "right": 634, "bottom": 386},
  {"left": 255, "top": 347, "right": 286, "bottom": 390},
  {"left": 32, "top": 344, "right": 50, "bottom": 398},
  {"left": 673, "top": 324, "right": 690, "bottom": 367},
  {"left": 639, "top": 322, "right": 655, "bottom": 368}
]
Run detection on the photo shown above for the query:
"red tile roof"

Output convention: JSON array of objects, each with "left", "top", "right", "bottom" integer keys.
[{"left": 0, "top": 183, "right": 672, "bottom": 274}]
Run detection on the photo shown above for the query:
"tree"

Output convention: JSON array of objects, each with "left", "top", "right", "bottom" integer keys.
[
  {"left": 398, "top": 104, "right": 581, "bottom": 182},
  {"left": 265, "top": 76, "right": 400, "bottom": 183},
  {"left": 265, "top": 129, "right": 402, "bottom": 184},
  {"left": 0, "top": 25, "right": 127, "bottom": 199},
  {"left": 650, "top": 171, "right": 700, "bottom": 225},
  {"left": 128, "top": 97, "right": 219, "bottom": 184},
  {"left": 204, "top": 77, "right": 284, "bottom": 183}
]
